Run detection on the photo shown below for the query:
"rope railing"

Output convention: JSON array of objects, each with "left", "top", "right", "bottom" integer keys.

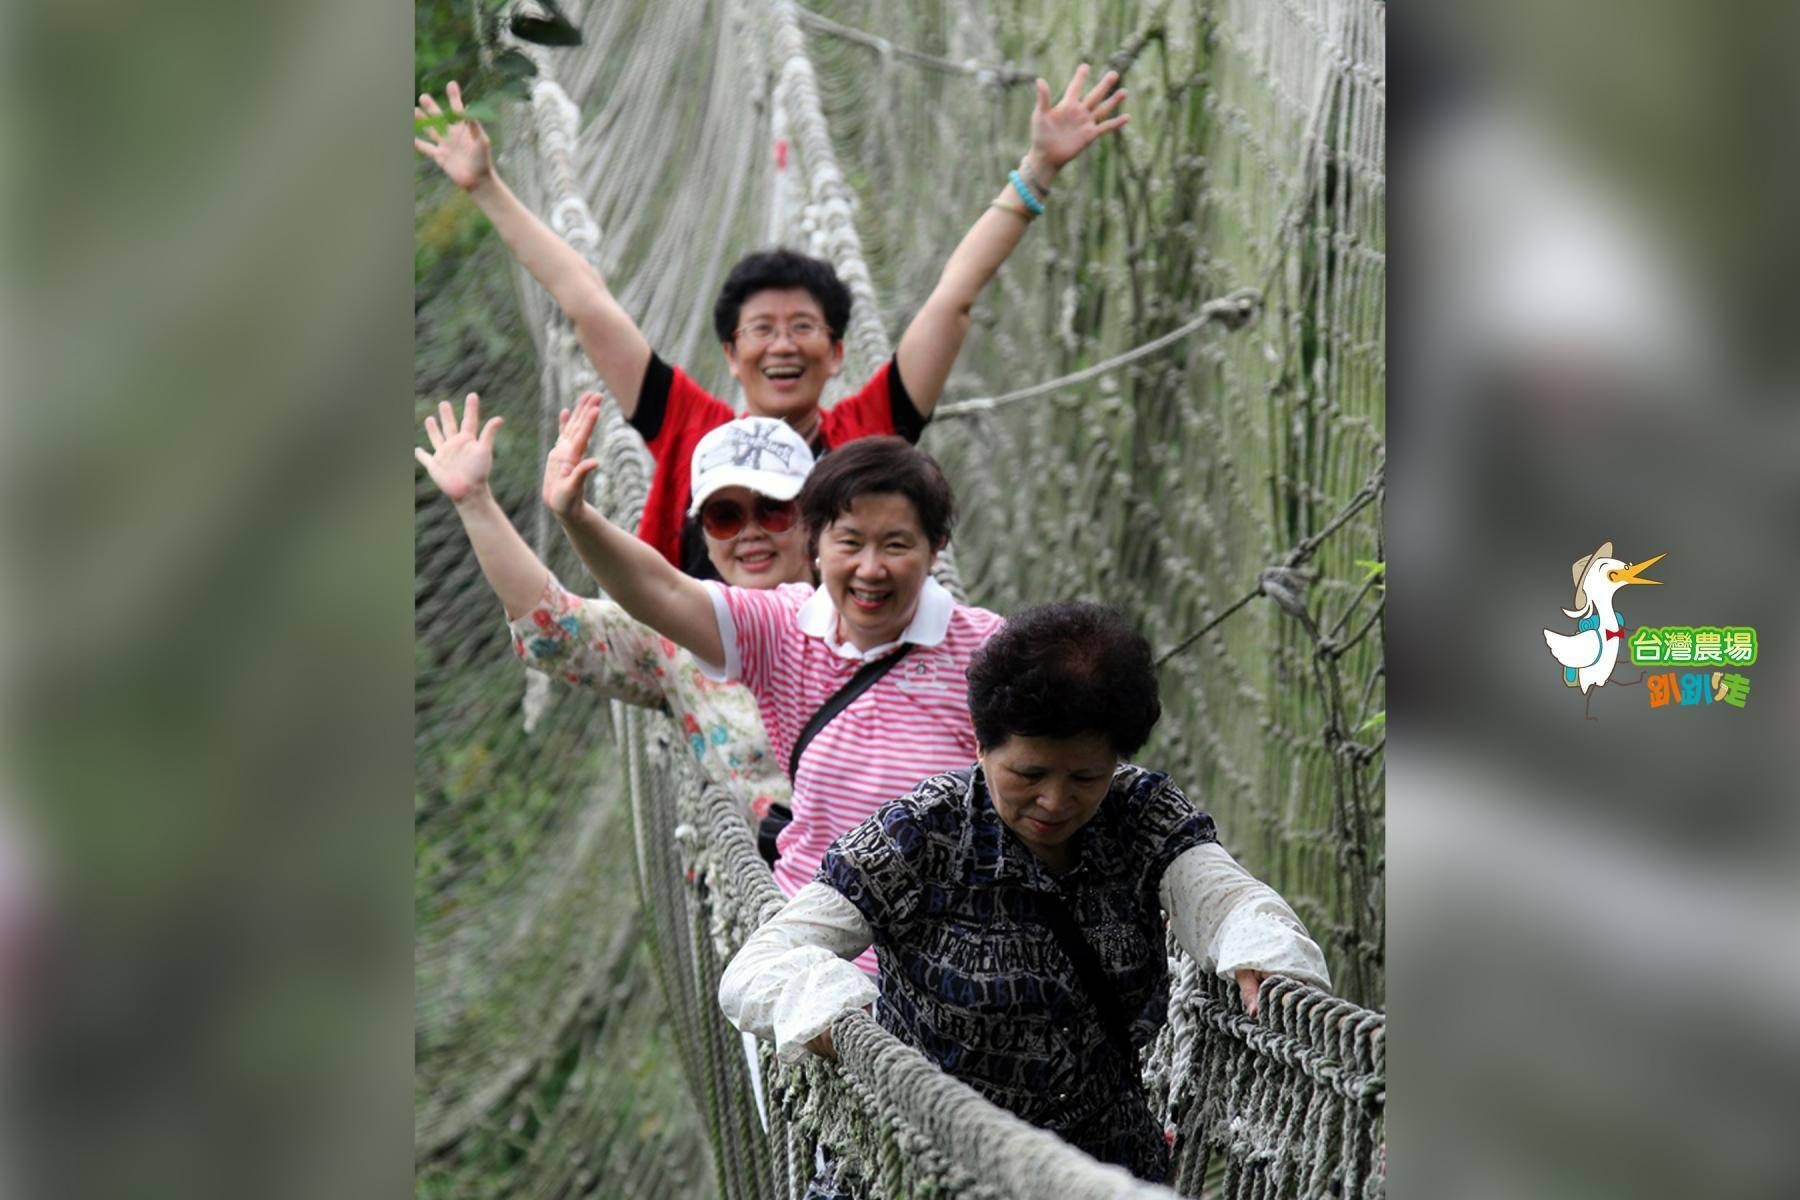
[
  {"left": 659, "top": 710, "right": 1386, "bottom": 1199},
  {"left": 1150, "top": 968, "right": 1385, "bottom": 1196}
]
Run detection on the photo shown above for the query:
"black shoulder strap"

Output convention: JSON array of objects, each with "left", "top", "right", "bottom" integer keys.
[
  {"left": 1034, "top": 892, "right": 1136, "bottom": 1060},
  {"left": 787, "top": 644, "right": 917, "bottom": 781}
]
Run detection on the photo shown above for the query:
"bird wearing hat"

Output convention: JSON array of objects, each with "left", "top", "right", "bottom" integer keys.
[{"left": 1542, "top": 541, "right": 1665, "bottom": 720}]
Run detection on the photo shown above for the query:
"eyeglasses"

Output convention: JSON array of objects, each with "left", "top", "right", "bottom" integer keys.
[
  {"left": 699, "top": 495, "right": 799, "bottom": 539},
  {"left": 733, "top": 317, "right": 829, "bottom": 346}
]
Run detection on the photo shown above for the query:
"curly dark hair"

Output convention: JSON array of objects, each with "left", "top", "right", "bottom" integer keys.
[
  {"left": 967, "top": 602, "right": 1162, "bottom": 756},
  {"left": 798, "top": 436, "right": 955, "bottom": 553},
  {"left": 712, "top": 248, "right": 854, "bottom": 344}
]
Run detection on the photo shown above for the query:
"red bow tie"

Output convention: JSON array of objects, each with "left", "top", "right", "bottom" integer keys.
[{"left": 1605, "top": 626, "right": 1625, "bottom": 641}]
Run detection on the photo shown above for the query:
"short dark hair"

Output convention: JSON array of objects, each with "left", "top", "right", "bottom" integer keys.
[
  {"left": 967, "top": 602, "right": 1163, "bottom": 757},
  {"left": 798, "top": 437, "right": 955, "bottom": 553},
  {"left": 712, "top": 248, "right": 854, "bottom": 344}
]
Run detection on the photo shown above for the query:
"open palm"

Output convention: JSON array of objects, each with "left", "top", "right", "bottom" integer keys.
[
  {"left": 416, "top": 394, "right": 502, "bottom": 505},
  {"left": 1031, "top": 64, "right": 1130, "bottom": 169},
  {"left": 542, "top": 392, "right": 604, "bottom": 519},
  {"left": 414, "top": 81, "right": 493, "bottom": 191}
]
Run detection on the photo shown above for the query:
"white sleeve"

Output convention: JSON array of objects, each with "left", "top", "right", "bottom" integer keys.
[
  {"left": 696, "top": 581, "right": 740, "bottom": 682},
  {"left": 718, "top": 882, "right": 879, "bottom": 1063},
  {"left": 1159, "top": 842, "right": 1332, "bottom": 990}
]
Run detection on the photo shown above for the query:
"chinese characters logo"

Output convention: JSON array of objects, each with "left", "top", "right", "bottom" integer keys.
[
  {"left": 1631, "top": 626, "right": 1756, "bottom": 712},
  {"left": 1541, "top": 540, "right": 1757, "bottom": 720}
]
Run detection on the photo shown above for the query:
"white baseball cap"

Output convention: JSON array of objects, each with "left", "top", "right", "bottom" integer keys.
[{"left": 687, "top": 416, "right": 816, "bottom": 515}]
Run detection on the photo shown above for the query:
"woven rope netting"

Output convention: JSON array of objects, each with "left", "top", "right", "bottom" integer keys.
[{"left": 415, "top": 0, "right": 1384, "bottom": 1196}]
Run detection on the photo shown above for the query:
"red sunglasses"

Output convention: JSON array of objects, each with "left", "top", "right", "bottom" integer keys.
[{"left": 698, "top": 495, "right": 799, "bottom": 539}]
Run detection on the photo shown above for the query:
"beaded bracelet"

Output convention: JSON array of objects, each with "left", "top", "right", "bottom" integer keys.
[
  {"left": 1007, "top": 168, "right": 1046, "bottom": 216},
  {"left": 1016, "top": 155, "right": 1050, "bottom": 198}
]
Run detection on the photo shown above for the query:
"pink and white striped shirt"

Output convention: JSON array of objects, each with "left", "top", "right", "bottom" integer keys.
[{"left": 702, "top": 578, "right": 1004, "bottom": 973}]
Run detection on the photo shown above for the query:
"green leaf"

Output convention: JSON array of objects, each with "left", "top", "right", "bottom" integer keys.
[
  {"left": 1356, "top": 710, "right": 1385, "bottom": 732},
  {"left": 1354, "top": 559, "right": 1385, "bottom": 582}
]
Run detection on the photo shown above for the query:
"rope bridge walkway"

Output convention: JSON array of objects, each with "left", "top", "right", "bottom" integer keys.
[{"left": 415, "top": 0, "right": 1384, "bottom": 1195}]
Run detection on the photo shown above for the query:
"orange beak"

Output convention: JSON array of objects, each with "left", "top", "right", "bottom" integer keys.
[{"left": 1607, "top": 553, "right": 1664, "bottom": 587}]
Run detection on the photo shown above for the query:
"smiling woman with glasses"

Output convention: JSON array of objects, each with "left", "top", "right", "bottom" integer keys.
[
  {"left": 684, "top": 419, "right": 815, "bottom": 587},
  {"left": 417, "top": 62, "right": 1131, "bottom": 583}
]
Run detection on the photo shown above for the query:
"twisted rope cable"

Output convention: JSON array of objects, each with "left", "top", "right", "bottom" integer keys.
[
  {"left": 793, "top": 5, "right": 1036, "bottom": 85},
  {"left": 935, "top": 288, "right": 1264, "bottom": 419}
]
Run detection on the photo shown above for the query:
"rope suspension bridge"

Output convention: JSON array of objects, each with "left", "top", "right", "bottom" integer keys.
[{"left": 416, "top": 0, "right": 1385, "bottom": 1195}]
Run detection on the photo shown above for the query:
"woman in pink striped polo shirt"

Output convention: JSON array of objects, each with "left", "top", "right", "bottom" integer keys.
[{"left": 545, "top": 394, "right": 1002, "bottom": 971}]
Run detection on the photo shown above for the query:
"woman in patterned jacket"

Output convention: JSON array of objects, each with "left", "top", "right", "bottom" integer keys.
[
  {"left": 718, "top": 602, "right": 1331, "bottom": 1188},
  {"left": 416, "top": 394, "right": 815, "bottom": 823}
]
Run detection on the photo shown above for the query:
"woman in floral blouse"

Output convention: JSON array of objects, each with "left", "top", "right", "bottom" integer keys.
[
  {"left": 719, "top": 602, "right": 1331, "bottom": 1190},
  {"left": 416, "top": 394, "right": 816, "bottom": 822}
]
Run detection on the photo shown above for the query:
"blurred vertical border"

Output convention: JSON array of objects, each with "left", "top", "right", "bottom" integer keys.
[
  {"left": 3, "top": 1, "right": 415, "bottom": 1197},
  {"left": 1390, "top": 2, "right": 1800, "bottom": 1197}
]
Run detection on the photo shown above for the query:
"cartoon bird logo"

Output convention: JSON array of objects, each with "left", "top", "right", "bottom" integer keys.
[{"left": 1542, "top": 541, "right": 1664, "bottom": 720}]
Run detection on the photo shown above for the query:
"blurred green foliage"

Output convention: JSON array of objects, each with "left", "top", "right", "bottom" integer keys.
[
  {"left": 416, "top": 0, "right": 581, "bottom": 119},
  {"left": 415, "top": 0, "right": 531, "bottom": 104}
]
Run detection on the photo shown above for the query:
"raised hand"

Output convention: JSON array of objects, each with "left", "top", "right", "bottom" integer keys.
[
  {"left": 1030, "top": 64, "right": 1129, "bottom": 170},
  {"left": 416, "top": 393, "right": 504, "bottom": 505},
  {"left": 414, "top": 81, "right": 493, "bottom": 191},
  {"left": 543, "top": 392, "right": 604, "bottom": 520}
]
